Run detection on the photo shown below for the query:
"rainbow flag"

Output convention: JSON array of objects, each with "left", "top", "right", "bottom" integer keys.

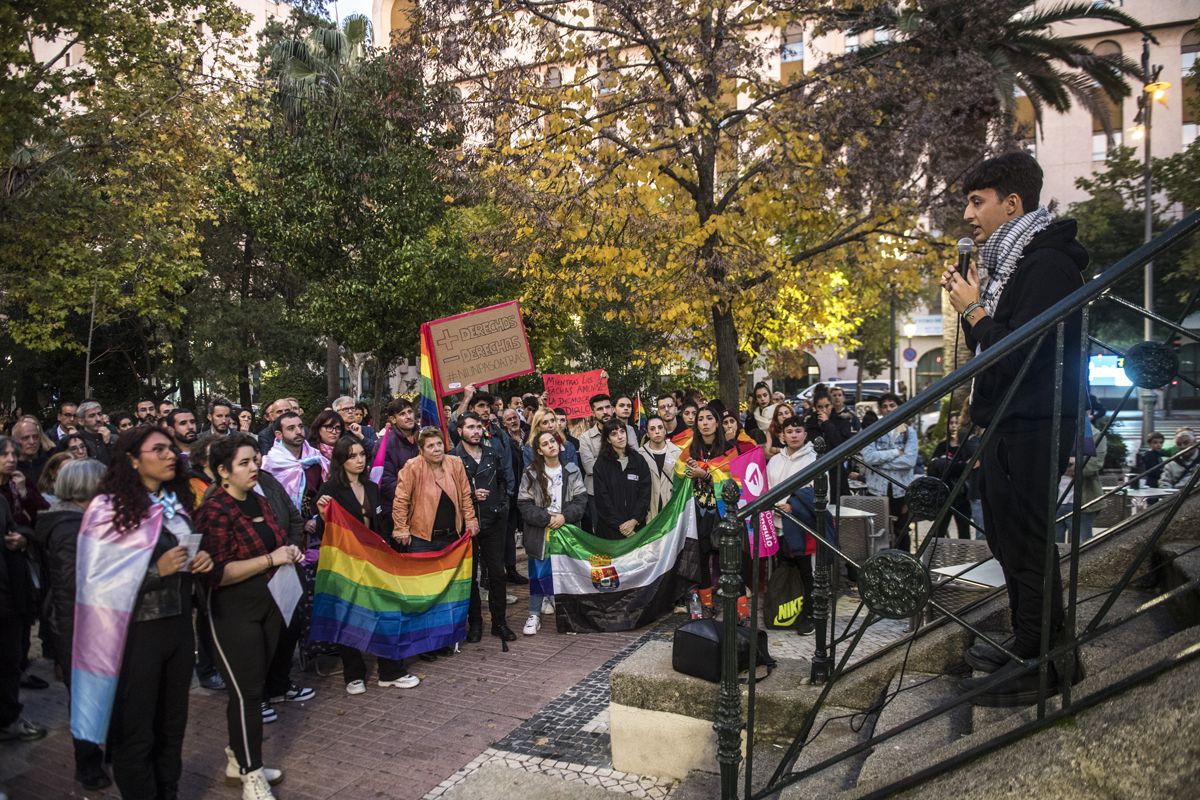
[
  {"left": 418, "top": 323, "right": 446, "bottom": 435},
  {"left": 634, "top": 395, "right": 647, "bottom": 430},
  {"left": 310, "top": 502, "right": 473, "bottom": 660}
]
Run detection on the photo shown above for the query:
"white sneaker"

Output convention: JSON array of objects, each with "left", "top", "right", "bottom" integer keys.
[
  {"left": 522, "top": 614, "right": 541, "bottom": 635},
  {"left": 378, "top": 674, "right": 420, "bottom": 689},
  {"left": 345, "top": 680, "right": 366, "bottom": 695},
  {"left": 225, "top": 747, "right": 282, "bottom": 786},
  {"left": 541, "top": 597, "right": 555, "bottom": 615},
  {"left": 240, "top": 768, "right": 276, "bottom": 800}
]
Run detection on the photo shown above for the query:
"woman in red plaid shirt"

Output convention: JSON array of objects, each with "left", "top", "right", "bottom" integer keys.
[{"left": 196, "top": 434, "right": 302, "bottom": 800}]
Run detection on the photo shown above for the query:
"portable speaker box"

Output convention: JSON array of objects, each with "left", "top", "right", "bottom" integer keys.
[{"left": 671, "top": 618, "right": 775, "bottom": 683}]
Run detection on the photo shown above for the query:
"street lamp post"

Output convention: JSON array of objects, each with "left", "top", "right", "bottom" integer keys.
[
  {"left": 1132, "top": 35, "right": 1171, "bottom": 437},
  {"left": 903, "top": 322, "right": 917, "bottom": 399}
]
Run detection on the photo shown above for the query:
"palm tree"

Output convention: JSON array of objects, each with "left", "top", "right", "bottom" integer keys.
[
  {"left": 270, "top": 13, "right": 373, "bottom": 125},
  {"left": 850, "top": 1, "right": 1146, "bottom": 137}
]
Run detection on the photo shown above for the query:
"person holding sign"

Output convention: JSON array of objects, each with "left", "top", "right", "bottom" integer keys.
[
  {"left": 593, "top": 419, "right": 652, "bottom": 539},
  {"left": 196, "top": 434, "right": 302, "bottom": 800}
]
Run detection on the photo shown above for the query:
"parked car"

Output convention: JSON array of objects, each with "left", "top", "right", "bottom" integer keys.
[{"left": 795, "top": 379, "right": 897, "bottom": 406}]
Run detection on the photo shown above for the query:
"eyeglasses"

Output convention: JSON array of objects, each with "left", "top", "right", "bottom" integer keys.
[
  {"left": 139, "top": 444, "right": 175, "bottom": 459},
  {"left": 321, "top": 424, "right": 343, "bottom": 432}
]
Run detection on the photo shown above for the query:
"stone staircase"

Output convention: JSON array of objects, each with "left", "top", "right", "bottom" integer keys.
[{"left": 617, "top": 492, "right": 1200, "bottom": 799}]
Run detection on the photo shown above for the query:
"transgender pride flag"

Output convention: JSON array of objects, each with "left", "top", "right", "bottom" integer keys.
[{"left": 71, "top": 496, "right": 163, "bottom": 744}]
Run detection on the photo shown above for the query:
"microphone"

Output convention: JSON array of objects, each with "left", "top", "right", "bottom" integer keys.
[{"left": 956, "top": 237, "right": 974, "bottom": 277}]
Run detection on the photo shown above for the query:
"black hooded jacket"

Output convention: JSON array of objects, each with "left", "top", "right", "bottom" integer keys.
[
  {"left": 30, "top": 504, "right": 82, "bottom": 669},
  {"left": 963, "top": 218, "right": 1088, "bottom": 429}
]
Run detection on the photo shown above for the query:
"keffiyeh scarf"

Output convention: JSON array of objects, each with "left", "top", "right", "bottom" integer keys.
[
  {"left": 262, "top": 439, "right": 328, "bottom": 511},
  {"left": 978, "top": 206, "right": 1053, "bottom": 315}
]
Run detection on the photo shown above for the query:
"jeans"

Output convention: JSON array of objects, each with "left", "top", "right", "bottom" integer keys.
[{"left": 1055, "top": 505, "right": 1095, "bottom": 544}]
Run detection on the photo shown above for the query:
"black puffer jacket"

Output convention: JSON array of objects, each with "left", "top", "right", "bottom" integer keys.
[
  {"left": 963, "top": 219, "right": 1088, "bottom": 429},
  {"left": 30, "top": 503, "right": 83, "bottom": 670},
  {"left": 0, "top": 496, "right": 34, "bottom": 621}
]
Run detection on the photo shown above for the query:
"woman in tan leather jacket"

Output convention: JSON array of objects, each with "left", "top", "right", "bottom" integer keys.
[{"left": 391, "top": 428, "right": 478, "bottom": 553}]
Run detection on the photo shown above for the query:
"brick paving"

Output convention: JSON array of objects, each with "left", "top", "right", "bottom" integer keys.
[
  {"left": 0, "top": 576, "right": 645, "bottom": 800},
  {"left": 0, "top": 573, "right": 913, "bottom": 800}
]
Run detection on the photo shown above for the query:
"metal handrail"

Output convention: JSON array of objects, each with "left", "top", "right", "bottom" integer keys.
[
  {"left": 738, "top": 209, "right": 1200, "bottom": 520},
  {"left": 717, "top": 208, "right": 1200, "bottom": 800}
]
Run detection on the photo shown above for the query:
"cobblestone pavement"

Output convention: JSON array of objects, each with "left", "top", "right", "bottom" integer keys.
[{"left": 1, "top": 577, "right": 911, "bottom": 800}]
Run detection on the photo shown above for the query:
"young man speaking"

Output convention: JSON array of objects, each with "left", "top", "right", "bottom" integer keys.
[{"left": 941, "top": 152, "right": 1088, "bottom": 707}]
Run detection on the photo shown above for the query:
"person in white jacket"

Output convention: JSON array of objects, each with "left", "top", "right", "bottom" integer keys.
[
  {"left": 766, "top": 416, "right": 817, "bottom": 634},
  {"left": 638, "top": 416, "right": 682, "bottom": 518}
]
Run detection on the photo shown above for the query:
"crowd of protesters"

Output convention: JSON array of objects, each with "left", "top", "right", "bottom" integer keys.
[{"left": 4, "top": 375, "right": 1185, "bottom": 799}]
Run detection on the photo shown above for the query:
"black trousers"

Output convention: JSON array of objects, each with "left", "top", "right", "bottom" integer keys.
[
  {"left": 931, "top": 491, "right": 973, "bottom": 539},
  {"left": 980, "top": 423, "right": 1073, "bottom": 659},
  {"left": 469, "top": 517, "right": 509, "bottom": 628},
  {"left": 0, "top": 614, "right": 23, "bottom": 728},
  {"left": 108, "top": 612, "right": 194, "bottom": 800},
  {"left": 194, "top": 605, "right": 219, "bottom": 679},
  {"left": 207, "top": 576, "right": 283, "bottom": 773},
  {"left": 264, "top": 601, "right": 302, "bottom": 699},
  {"left": 338, "top": 647, "right": 406, "bottom": 683},
  {"left": 887, "top": 491, "right": 911, "bottom": 553}
]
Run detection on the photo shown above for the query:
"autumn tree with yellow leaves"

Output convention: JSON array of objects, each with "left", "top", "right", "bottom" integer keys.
[{"left": 407, "top": 0, "right": 1146, "bottom": 408}]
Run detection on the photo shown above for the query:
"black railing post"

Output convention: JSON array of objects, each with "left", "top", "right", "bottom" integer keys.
[
  {"left": 810, "top": 437, "right": 832, "bottom": 684},
  {"left": 716, "top": 479, "right": 744, "bottom": 800}
]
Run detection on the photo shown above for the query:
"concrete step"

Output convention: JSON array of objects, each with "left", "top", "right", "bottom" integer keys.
[
  {"left": 1155, "top": 539, "right": 1200, "bottom": 626},
  {"left": 969, "top": 588, "right": 1182, "bottom": 734},
  {"left": 838, "top": 623, "right": 1200, "bottom": 799},
  {"left": 855, "top": 674, "right": 969, "bottom": 786}
]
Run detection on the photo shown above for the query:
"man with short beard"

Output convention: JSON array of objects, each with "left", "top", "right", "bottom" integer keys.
[
  {"left": 167, "top": 409, "right": 199, "bottom": 452},
  {"left": 134, "top": 399, "right": 157, "bottom": 426},
  {"left": 206, "top": 396, "right": 234, "bottom": 436},
  {"left": 157, "top": 400, "right": 175, "bottom": 421},
  {"left": 452, "top": 412, "right": 516, "bottom": 642},
  {"left": 378, "top": 398, "right": 420, "bottom": 523},
  {"left": 655, "top": 395, "right": 687, "bottom": 439}
]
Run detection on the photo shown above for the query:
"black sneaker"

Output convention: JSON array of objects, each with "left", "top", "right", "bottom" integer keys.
[
  {"left": 794, "top": 618, "right": 816, "bottom": 635},
  {"left": 506, "top": 567, "right": 530, "bottom": 585},
  {"left": 269, "top": 683, "right": 315, "bottom": 703},
  {"left": 492, "top": 624, "right": 518, "bottom": 642},
  {"left": 260, "top": 702, "right": 278, "bottom": 724},
  {"left": 466, "top": 624, "right": 483, "bottom": 643},
  {"left": 963, "top": 636, "right": 1014, "bottom": 673},
  {"left": 962, "top": 655, "right": 1084, "bottom": 708}
]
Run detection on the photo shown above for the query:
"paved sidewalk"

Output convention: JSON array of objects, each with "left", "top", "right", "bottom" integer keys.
[
  {"left": 0, "top": 585, "right": 912, "bottom": 800},
  {"left": 0, "top": 579, "right": 643, "bottom": 800}
]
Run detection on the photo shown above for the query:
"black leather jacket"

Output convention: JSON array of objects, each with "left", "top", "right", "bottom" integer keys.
[{"left": 134, "top": 522, "right": 192, "bottom": 623}]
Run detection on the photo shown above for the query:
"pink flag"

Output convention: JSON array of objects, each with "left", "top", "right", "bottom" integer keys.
[{"left": 728, "top": 447, "right": 780, "bottom": 557}]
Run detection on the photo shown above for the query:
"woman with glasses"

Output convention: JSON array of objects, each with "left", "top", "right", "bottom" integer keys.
[
  {"left": 59, "top": 432, "right": 90, "bottom": 460},
  {"left": 196, "top": 434, "right": 299, "bottom": 800},
  {"left": 307, "top": 410, "right": 343, "bottom": 462},
  {"left": 72, "top": 427, "right": 213, "bottom": 800},
  {"left": 315, "top": 437, "right": 419, "bottom": 695}
]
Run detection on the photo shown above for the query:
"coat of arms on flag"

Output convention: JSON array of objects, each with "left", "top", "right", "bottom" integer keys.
[{"left": 589, "top": 554, "right": 620, "bottom": 591}]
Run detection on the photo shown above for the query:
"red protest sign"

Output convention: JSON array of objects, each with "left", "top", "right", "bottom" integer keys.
[
  {"left": 542, "top": 370, "right": 610, "bottom": 419},
  {"left": 426, "top": 301, "right": 535, "bottom": 395}
]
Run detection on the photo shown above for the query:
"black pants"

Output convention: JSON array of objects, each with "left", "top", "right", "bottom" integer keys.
[
  {"left": 887, "top": 491, "right": 911, "bottom": 553},
  {"left": 338, "top": 647, "right": 406, "bottom": 683},
  {"left": 980, "top": 423, "right": 1073, "bottom": 659},
  {"left": 56, "top": 631, "right": 106, "bottom": 779},
  {"left": 194, "top": 605, "right": 219, "bottom": 680},
  {"left": 0, "top": 614, "right": 23, "bottom": 728},
  {"left": 932, "top": 492, "right": 973, "bottom": 539},
  {"left": 108, "top": 613, "right": 194, "bottom": 800},
  {"left": 207, "top": 576, "right": 283, "bottom": 773},
  {"left": 469, "top": 517, "right": 509, "bottom": 628},
  {"left": 264, "top": 602, "right": 302, "bottom": 699}
]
